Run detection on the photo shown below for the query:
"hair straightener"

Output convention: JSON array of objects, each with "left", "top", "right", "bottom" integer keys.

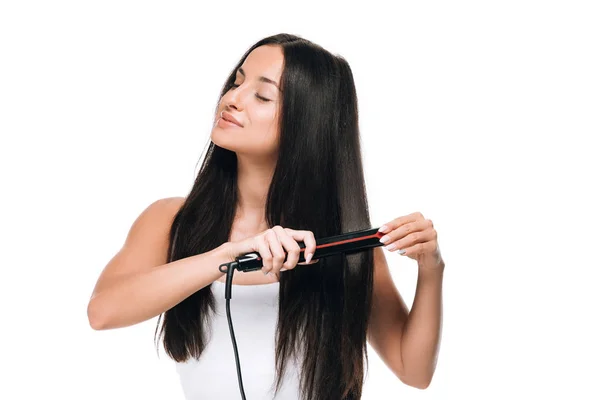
[{"left": 217, "top": 227, "right": 385, "bottom": 400}]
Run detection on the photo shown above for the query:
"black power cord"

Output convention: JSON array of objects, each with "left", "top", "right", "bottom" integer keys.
[
  {"left": 216, "top": 228, "right": 385, "bottom": 399},
  {"left": 218, "top": 260, "right": 247, "bottom": 400},
  {"left": 217, "top": 252, "right": 270, "bottom": 400}
]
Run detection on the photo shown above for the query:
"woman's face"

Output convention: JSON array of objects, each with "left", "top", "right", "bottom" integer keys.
[{"left": 211, "top": 45, "right": 283, "bottom": 159}]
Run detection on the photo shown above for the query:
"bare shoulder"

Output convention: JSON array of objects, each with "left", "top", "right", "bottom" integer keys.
[
  {"left": 130, "top": 196, "right": 186, "bottom": 238},
  {"left": 155, "top": 196, "right": 187, "bottom": 215},
  {"left": 89, "top": 196, "right": 187, "bottom": 297},
  {"left": 123, "top": 196, "right": 186, "bottom": 253},
  {"left": 154, "top": 196, "right": 187, "bottom": 210}
]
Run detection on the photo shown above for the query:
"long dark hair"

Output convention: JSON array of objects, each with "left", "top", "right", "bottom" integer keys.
[{"left": 155, "top": 33, "right": 374, "bottom": 400}]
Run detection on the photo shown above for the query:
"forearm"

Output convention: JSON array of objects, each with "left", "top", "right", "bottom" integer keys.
[
  {"left": 88, "top": 243, "right": 232, "bottom": 330},
  {"left": 400, "top": 263, "right": 444, "bottom": 388}
]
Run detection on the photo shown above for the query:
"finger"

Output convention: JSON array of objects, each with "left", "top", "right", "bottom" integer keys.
[
  {"left": 283, "top": 258, "right": 319, "bottom": 272},
  {"left": 265, "top": 229, "right": 285, "bottom": 274},
  {"left": 256, "top": 231, "right": 274, "bottom": 274},
  {"left": 379, "top": 218, "right": 432, "bottom": 247},
  {"left": 298, "top": 256, "right": 320, "bottom": 265},
  {"left": 378, "top": 212, "right": 425, "bottom": 234},
  {"left": 274, "top": 227, "right": 301, "bottom": 270},
  {"left": 396, "top": 240, "right": 437, "bottom": 259},
  {"left": 298, "top": 258, "right": 320, "bottom": 265},
  {"left": 284, "top": 228, "right": 317, "bottom": 263},
  {"left": 384, "top": 224, "right": 436, "bottom": 253}
]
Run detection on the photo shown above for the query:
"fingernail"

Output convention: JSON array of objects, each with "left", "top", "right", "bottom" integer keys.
[
  {"left": 385, "top": 243, "right": 397, "bottom": 251},
  {"left": 397, "top": 249, "right": 406, "bottom": 255},
  {"left": 305, "top": 252, "right": 313, "bottom": 263},
  {"left": 379, "top": 235, "right": 390, "bottom": 244},
  {"left": 378, "top": 225, "right": 389, "bottom": 233},
  {"left": 263, "top": 270, "right": 269, "bottom": 275},
  {"left": 280, "top": 268, "right": 288, "bottom": 272}
]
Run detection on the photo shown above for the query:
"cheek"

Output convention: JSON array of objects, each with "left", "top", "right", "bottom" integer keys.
[
  {"left": 253, "top": 104, "right": 277, "bottom": 122},
  {"left": 254, "top": 106, "right": 279, "bottom": 132},
  {"left": 254, "top": 117, "right": 280, "bottom": 153}
]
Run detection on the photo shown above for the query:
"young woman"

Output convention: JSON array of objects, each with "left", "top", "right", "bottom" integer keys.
[{"left": 87, "top": 33, "right": 445, "bottom": 400}]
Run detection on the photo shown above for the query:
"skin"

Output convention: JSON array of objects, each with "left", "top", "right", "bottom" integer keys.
[
  {"left": 211, "top": 44, "right": 445, "bottom": 388},
  {"left": 89, "top": 42, "right": 443, "bottom": 390},
  {"left": 211, "top": 44, "right": 318, "bottom": 285},
  {"left": 211, "top": 44, "right": 283, "bottom": 234}
]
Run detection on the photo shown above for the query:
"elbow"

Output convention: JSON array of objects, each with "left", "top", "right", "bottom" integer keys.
[
  {"left": 394, "top": 358, "right": 436, "bottom": 389},
  {"left": 410, "top": 379, "right": 432, "bottom": 390},
  {"left": 397, "top": 368, "right": 433, "bottom": 390},
  {"left": 400, "top": 378, "right": 431, "bottom": 390},
  {"left": 87, "top": 296, "right": 109, "bottom": 330}
]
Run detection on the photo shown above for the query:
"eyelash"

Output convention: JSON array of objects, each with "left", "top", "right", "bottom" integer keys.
[{"left": 231, "top": 83, "right": 271, "bottom": 102}]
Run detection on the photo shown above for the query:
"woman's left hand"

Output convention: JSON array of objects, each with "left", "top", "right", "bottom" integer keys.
[{"left": 378, "top": 212, "right": 444, "bottom": 270}]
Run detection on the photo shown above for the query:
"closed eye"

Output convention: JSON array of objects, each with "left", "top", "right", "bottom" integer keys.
[{"left": 231, "top": 83, "right": 271, "bottom": 102}]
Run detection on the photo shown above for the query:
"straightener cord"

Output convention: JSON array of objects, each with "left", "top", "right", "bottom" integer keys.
[{"left": 219, "top": 261, "right": 247, "bottom": 400}]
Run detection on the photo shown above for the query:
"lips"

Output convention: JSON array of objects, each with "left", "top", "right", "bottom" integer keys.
[{"left": 221, "top": 111, "right": 243, "bottom": 127}]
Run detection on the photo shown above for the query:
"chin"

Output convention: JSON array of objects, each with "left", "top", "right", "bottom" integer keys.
[{"left": 211, "top": 131, "right": 238, "bottom": 152}]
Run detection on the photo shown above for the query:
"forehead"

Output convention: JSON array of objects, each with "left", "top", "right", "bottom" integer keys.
[{"left": 239, "top": 45, "right": 284, "bottom": 81}]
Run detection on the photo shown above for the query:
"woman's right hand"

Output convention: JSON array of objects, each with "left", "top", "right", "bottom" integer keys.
[{"left": 225, "top": 226, "right": 320, "bottom": 275}]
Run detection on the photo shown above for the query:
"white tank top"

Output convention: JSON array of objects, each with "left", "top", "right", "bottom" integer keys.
[{"left": 175, "top": 280, "right": 302, "bottom": 399}]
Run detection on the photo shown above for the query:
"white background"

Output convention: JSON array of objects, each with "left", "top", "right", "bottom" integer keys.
[{"left": 1, "top": 1, "right": 599, "bottom": 399}]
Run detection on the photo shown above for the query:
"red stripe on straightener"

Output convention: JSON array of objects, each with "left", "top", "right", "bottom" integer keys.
[
  {"left": 256, "top": 231, "right": 384, "bottom": 260},
  {"left": 302, "top": 231, "right": 384, "bottom": 252}
]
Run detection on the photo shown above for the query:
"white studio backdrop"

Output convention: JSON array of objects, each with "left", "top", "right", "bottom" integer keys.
[{"left": 1, "top": 1, "right": 599, "bottom": 399}]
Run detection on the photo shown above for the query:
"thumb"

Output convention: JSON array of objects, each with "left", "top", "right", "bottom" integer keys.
[{"left": 298, "top": 258, "right": 320, "bottom": 265}]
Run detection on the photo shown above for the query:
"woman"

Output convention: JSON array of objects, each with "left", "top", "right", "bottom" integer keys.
[{"left": 87, "top": 33, "right": 445, "bottom": 400}]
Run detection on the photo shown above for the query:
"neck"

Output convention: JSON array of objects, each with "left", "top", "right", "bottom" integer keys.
[{"left": 235, "top": 154, "right": 276, "bottom": 231}]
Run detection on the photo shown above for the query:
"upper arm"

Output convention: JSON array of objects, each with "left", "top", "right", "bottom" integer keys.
[
  {"left": 367, "top": 246, "right": 410, "bottom": 376},
  {"left": 89, "top": 196, "right": 186, "bottom": 300}
]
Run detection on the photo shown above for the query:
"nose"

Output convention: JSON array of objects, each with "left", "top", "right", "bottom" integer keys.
[{"left": 223, "top": 84, "right": 245, "bottom": 112}]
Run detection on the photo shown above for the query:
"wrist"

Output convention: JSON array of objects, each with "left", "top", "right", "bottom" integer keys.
[
  {"left": 217, "top": 241, "right": 237, "bottom": 262},
  {"left": 418, "top": 260, "right": 445, "bottom": 280}
]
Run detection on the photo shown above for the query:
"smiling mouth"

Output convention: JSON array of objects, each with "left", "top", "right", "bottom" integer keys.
[
  {"left": 217, "top": 117, "right": 243, "bottom": 128},
  {"left": 224, "top": 118, "right": 242, "bottom": 126},
  {"left": 220, "top": 111, "right": 244, "bottom": 127}
]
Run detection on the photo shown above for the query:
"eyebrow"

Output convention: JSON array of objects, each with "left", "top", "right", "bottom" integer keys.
[{"left": 238, "top": 68, "right": 281, "bottom": 92}]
